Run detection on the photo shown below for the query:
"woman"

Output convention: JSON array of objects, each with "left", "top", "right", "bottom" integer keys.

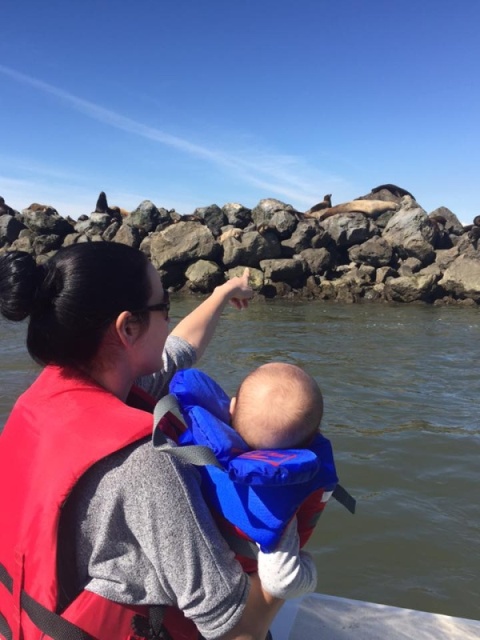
[{"left": 0, "top": 242, "right": 315, "bottom": 640}]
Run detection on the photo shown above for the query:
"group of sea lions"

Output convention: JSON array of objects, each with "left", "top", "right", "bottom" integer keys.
[{"left": 304, "top": 184, "right": 415, "bottom": 221}]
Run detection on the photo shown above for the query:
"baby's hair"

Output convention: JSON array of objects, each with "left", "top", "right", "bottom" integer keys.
[{"left": 231, "top": 362, "right": 323, "bottom": 450}]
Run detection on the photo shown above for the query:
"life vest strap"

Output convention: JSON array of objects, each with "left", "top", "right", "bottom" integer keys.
[
  {"left": 153, "top": 396, "right": 223, "bottom": 469},
  {"left": 0, "top": 562, "right": 94, "bottom": 640},
  {"left": 0, "top": 611, "right": 12, "bottom": 640},
  {"left": 332, "top": 484, "right": 356, "bottom": 514}
]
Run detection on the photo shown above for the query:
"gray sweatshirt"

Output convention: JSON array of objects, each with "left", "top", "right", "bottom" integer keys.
[{"left": 61, "top": 336, "right": 316, "bottom": 639}]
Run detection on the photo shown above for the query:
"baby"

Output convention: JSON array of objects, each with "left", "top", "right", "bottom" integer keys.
[{"left": 230, "top": 362, "right": 323, "bottom": 450}]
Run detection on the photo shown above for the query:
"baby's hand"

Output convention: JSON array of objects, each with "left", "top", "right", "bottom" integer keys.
[{"left": 224, "top": 268, "right": 253, "bottom": 310}]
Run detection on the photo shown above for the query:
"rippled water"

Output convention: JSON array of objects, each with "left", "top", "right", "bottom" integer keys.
[{"left": 1, "top": 300, "right": 479, "bottom": 620}]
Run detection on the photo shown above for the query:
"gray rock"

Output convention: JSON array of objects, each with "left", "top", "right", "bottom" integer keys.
[
  {"left": 22, "top": 205, "right": 74, "bottom": 236},
  {"left": 376, "top": 266, "right": 397, "bottom": 284},
  {"left": 438, "top": 254, "right": 480, "bottom": 301},
  {"left": 222, "top": 203, "right": 252, "bottom": 228},
  {"left": 265, "top": 210, "right": 298, "bottom": 239},
  {"left": 320, "top": 213, "right": 375, "bottom": 248},
  {"left": 33, "top": 234, "right": 64, "bottom": 256},
  {"left": 227, "top": 265, "right": 264, "bottom": 291},
  {"left": 429, "top": 207, "right": 464, "bottom": 235},
  {"left": 383, "top": 203, "right": 437, "bottom": 264},
  {"left": 0, "top": 214, "right": 26, "bottom": 246},
  {"left": 299, "top": 248, "right": 332, "bottom": 275},
  {"left": 384, "top": 273, "right": 439, "bottom": 303},
  {"left": 260, "top": 258, "right": 305, "bottom": 288},
  {"left": 112, "top": 224, "right": 142, "bottom": 248},
  {"left": 251, "top": 198, "right": 298, "bottom": 228},
  {"left": 194, "top": 204, "right": 227, "bottom": 238},
  {"left": 75, "top": 213, "right": 113, "bottom": 236},
  {"left": 222, "top": 230, "right": 281, "bottom": 269},
  {"left": 281, "top": 219, "right": 324, "bottom": 255},
  {"left": 125, "top": 200, "right": 171, "bottom": 233},
  {"left": 185, "top": 260, "right": 224, "bottom": 293},
  {"left": 149, "top": 221, "right": 218, "bottom": 270},
  {"left": 348, "top": 236, "right": 393, "bottom": 267}
]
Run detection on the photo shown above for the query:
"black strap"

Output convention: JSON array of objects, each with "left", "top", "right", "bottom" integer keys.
[
  {"left": 0, "top": 612, "right": 12, "bottom": 640},
  {"left": 0, "top": 564, "right": 13, "bottom": 593},
  {"left": 333, "top": 484, "right": 356, "bottom": 514},
  {"left": 0, "top": 562, "right": 93, "bottom": 640}
]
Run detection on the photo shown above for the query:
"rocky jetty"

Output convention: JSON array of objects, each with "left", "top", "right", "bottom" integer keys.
[{"left": 1, "top": 187, "right": 480, "bottom": 305}]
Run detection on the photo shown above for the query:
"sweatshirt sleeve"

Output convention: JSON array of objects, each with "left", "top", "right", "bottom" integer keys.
[
  {"left": 256, "top": 518, "right": 318, "bottom": 599},
  {"left": 135, "top": 334, "right": 197, "bottom": 400}
]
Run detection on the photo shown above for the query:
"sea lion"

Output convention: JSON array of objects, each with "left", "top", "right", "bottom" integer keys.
[
  {"left": 371, "top": 184, "right": 414, "bottom": 199},
  {"left": 313, "top": 199, "right": 399, "bottom": 221},
  {"left": 0, "top": 197, "right": 15, "bottom": 216},
  {"left": 218, "top": 228, "right": 244, "bottom": 243},
  {"left": 473, "top": 215, "right": 480, "bottom": 227},
  {"left": 306, "top": 194, "right": 332, "bottom": 215},
  {"left": 94, "top": 192, "right": 129, "bottom": 217}
]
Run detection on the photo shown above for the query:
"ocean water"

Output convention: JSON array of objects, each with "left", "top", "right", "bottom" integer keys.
[{"left": 1, "top": 299, "right": 479, "bottom": 620}]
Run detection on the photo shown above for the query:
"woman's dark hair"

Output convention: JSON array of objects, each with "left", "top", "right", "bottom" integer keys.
[{"left": 0, "top": 242, "right": 152, "bottom": 367}]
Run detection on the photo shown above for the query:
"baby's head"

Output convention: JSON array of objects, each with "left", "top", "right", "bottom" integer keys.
[{"left": 230, "top": 362, "right": 323, "bottom": 450}]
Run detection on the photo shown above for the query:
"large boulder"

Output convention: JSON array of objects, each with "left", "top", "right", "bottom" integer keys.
[
  {"left": 0, "top": 214, "right": 26, "bottom": 246},
  {"left": 298, "top": 248, "right": 333, "bottom": 276},
  {"left": 222, "top": 230, "right": 281, "bottom": 268},
  {"left": 319, "top": 212, "right": 375, "bottom": 248},
  {"left": 149, "top": 221, "right": 218, "bottom": 269},
  {"left": 384, "top": 273, "right": 439, "bottom": 303},
  {"left": 438, "top": 255, "right": 480, "bottom": 302},
  {"left": 125, "top": 200, "right": 171, "bottom": 233},
  {"left": 185, "top": 260, "right": 224, "bottom": 293},
  {"left": 194, "top": 204, "right": 227, "bottom": 238},
  {"left": 222, "top": 203, "right": 252, "bottom": 229},
  {"left": 281, "top": 219, "right": 326, "bottom": 256},
  {"left": 348, "top": 236, "right": 393, "bottom": 267},
  {"left": 383, "top": 199, "right": 437, "bottom": 264},
  {"left": 429, "top": 207, "right": 464, "bottom": 236},
  {"left": 21, "top": 204, "right": 74, "bottom": 237},
  {"left": 260, "top": 258, "right": 305, "bottom": 288},
  {"left": 251, "top": 198, "right": 299, "bottom": 229},
  {"left": 75, "top": 213, "right": 112, "bottom": 236}
]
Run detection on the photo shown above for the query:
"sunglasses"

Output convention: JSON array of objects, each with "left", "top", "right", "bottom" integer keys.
[{"left": 132, "top": 291, "right": 170, "bottom": 318}]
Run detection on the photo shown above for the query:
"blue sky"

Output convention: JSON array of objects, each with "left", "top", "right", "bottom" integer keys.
[{"left": 0, "top": 0, "right": 478, "bottom": 223}]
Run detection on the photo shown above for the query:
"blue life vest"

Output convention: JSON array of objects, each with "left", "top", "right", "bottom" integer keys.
[{"left": 169, "top": 369, "right": 340, "bottom": 552}]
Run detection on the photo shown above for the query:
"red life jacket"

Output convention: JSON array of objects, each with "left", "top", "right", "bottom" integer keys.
[{"left": 0, "top": 366, "right": 197, "bottom": 640}]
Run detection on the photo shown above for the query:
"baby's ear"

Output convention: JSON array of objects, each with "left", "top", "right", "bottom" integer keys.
[{"left": 229, "top": 396, "right": 237, "bottom": 417}]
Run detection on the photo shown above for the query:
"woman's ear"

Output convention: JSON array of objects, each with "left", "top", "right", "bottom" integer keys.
[{"left": 115, "top": 311, "right": 138, "bottom": 348}]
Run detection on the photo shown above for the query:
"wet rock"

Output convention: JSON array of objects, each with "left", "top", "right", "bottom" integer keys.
[
  {"left": 384, "top": 272, "right": 439, "bottom": 303},
  {"left": 185, "top": 260, "right": 224, "bottom": 293}
]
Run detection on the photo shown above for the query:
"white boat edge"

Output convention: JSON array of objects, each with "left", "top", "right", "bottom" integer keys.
[{"left": 270, "top": 592, "right": 480, "bottom": 640}]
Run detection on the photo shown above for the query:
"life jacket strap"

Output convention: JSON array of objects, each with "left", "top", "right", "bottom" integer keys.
[
  {"left": 332, "top": 484, "right": 356, "bottom": 514},
  {"left": 0, "top": 562, "right": 94, "bottom": 640},
  {"left": 153, "top": 396, "right": 223, "bottom": 469}
]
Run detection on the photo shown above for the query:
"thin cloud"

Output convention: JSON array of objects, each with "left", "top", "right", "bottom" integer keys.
[{"left": 0, "top": 64, "right": 344, "bottom": 207}]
